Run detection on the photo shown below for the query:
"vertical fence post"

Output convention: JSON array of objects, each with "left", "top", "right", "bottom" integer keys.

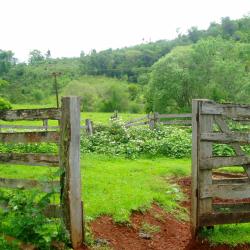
[
  {"left": 191, "top": 99, "right": 213, "bottom": 236},
  {"left": 60, "top": 96, "right": 84, "bottom": 249},
  {"left": 85, "top": 119, "right": 93, "bottom": 136}
]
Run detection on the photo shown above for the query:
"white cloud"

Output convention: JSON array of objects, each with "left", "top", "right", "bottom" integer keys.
[{"left": 0, "top": 0, "right": 249, "bottom": 61}]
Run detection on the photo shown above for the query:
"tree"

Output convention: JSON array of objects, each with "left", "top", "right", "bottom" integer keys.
[{"left": 28, "top": 50, "right": 45, "bottom": 65}]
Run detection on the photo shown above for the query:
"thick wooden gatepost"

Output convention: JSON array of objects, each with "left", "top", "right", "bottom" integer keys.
[{"left": 60, "top": 96, "right": 84, "bottom": 249}]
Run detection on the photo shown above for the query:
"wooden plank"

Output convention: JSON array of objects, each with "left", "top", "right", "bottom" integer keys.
[
  {"left": 0, "top": 124, "right": 59, "bottom": 130},
  {"left": 201, "top": 102, "right": 250, "bottom": 119},
  {"left": 0, "top": 178, "right": 60, "bottom": 193},
  {"left": 200, "top": 156, "right": 250, "bottom": 169},
  {"left": 212, "top": 177, "right": 249, "bottom": 184},
  {"left": 0, "top": 131, "right": 59, "bottom": 143},
  {"left": 160, "top": 120, "right": 192, "bottom": 125},
  {"left": 0, "top": 153, "right": 59, "bottom": 166},
  {"left": 191, "top": 100, "right": 199, "bottom": 235},
  {"left": 213, "top": 202, "right": 250, "bottom": 213},
  {"left": 0, "top": 202, "right": 61, "bottom": 218},
  {"left": 201, "top": 132, "right": 250, "bottom": 144},
  {"left": 199, "top": 211, "right": 250, "bottom": 226},
  {"left": 125, "top": 121, "right": 149, "bottom": 127},
  {"left": 200, "top": 182, "right": 250, "bottom": 199},
  {"left": 199, "top": 101, "right": 213, "bottom": 217},
  {"left": 158, "top": 113, "right": 192, "bottom": 118},
  {"left": 0, "top": 108, "right": 61, "bottom": 121},
  {"left": 125, "top": 115, "right": 148, "bottom": 124},
  {"left": 60, "top": 97, "right": 84, "bottom": 248}
]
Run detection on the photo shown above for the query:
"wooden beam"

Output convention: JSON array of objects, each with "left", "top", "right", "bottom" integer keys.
[
  {"left": 213, "top": 202, "right": 250, "bottom": 213},
  {"left": 199, "top": 211, "right": 250, "bottom": 226},
  {"left": 0, "top": 108, "right": 61, "bottom": 121},
  {"left": 60, "top": 96, "right": 84, "bottom": 248},
  {"left": 201, "top": 102, "right": 250, "bottom": 119},
  {"left": 0, "top": 153, "right": 59, "bottom": 167},
  {"left": 200, "top": 156, "right": 250, "bottom": 169},
  {"left": 201, "top": 132, "right": 250, "bottom": 144},
  {"left": 0, "top": 178, "right": 60, "bottom": 193},
  {"left": 0, "top": 131, "right": 59, "bottom": 143},
  {"left": 200, "top": 182, "right": 250, "bottom": 199}
]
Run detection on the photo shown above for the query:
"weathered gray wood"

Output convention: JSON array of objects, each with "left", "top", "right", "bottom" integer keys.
[
  {"left": 191, "top": 100, "right": 199, "bottom": 235},
  {"left": 212, "top": 177, "right": 249, "bottom": 184},
  {"left": 0, "top": 124, "right": 59, "bottom": 130},
  {"left": 200, "top": 156, "right": 250, "bottom": 169},
  {"left": 160, "top": 120, "right": 192, "bottom": 125},
  {"left": 199, "top": 101, "right": 213, "bottom": 217},
  {"left": 0, "top": 153, "right": 59, "bottom": 166},
  {"left": 0, "top": 131, "right": 59, "bottom": 143},
  {"left": 0, "top": 108, "right": 61, "bottom": 121},
  {"left": 201, "top": 132, "right": 250, "bottom": 144},
  {"left": 200, "top": 183, "right": 250, "bottom": 199},
  {"left": 199, "top": 211, "right": 250, "bottom": 226},
  {"left": 201, "top": 102, "right": 250, "bottom": 119},
  {"left": 125, "top": 115, "right": 148, "bottom": 125},
  {"left": 85, "top": 119, "right": 93, "bottom": 136},
  {"left": 0, "top": 178, "right": 60, "bottom": 193},
  {"left": 213, "top": 202, "right": 250, "bottom": 213},
  {"left": 60, "top": 97, "right": 84, "bottom": 248},
  {"left": 158, "top": 113, "right": 192, "bottom": 118}
]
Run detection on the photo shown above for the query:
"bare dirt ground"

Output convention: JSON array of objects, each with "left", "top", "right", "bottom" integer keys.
[{"left": 79, "top": 174, "right": 250, "bottom": 250}]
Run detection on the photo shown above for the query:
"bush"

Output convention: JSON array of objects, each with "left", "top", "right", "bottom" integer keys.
[{"left": 0, "top": 98, "right": 12, "bottom": 110}]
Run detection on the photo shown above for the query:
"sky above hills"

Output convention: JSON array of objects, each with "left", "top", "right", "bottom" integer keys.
[{"left": 1, "top": 0, "right": 250, "bottom": 62}]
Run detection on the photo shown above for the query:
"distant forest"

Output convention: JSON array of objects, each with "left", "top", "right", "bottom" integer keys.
[{"left": 1, "top": 15, "right": 250, "bottom": 113}]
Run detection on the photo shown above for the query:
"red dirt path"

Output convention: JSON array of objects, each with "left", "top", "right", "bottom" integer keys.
[{"left": 78, "top": 175, "right": 250, "bottom": 250}]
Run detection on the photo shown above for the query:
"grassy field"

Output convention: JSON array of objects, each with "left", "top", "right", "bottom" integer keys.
[{"left": 0, "top": 154, "right": 250, "bottom": 246}]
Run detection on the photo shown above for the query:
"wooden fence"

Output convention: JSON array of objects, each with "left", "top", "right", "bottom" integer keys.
[
  {"left": 125, "top": 113, "right": 192, "bottom": 128},
  {"left": 191, "top": 99, "right": 250, "bottom": 235},
  {"left": 0, "top": 97, "right": 84, "bottom": 249}
]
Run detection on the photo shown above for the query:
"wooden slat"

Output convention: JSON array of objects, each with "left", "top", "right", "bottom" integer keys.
[
  {"left": 125, "top": 121, "right": 149, "bottom": 127},
  {"left": 160, "top": 120, "right": 192, "bottom": 125},
  {"left": 213, "top": 202, "right": 250, "bottom": 213},
  {"left": 158, "top": 113, "right": 192, "bottom": 118},
  {"left": 212, "top": 177, "right": 249, "bottom": 184},
  {"left": 0, "top": 125, "right": 86, "bottom": 130},
  {"left": 125, "top": 115, "right": 148, "bottom": 124},
  {"left": 0, "top": 153, "right": 59, "bottom": 166},
  {"left": 199, "top": 211, "right": 250, "bottom": 226},
  {"left": 0, "top": 124, "right": 59, "bottom": 130},
  {"left": 0, "top": 108, "right": 61, "bottom": 121},
  {"left": 200, "top": 182, "right": 250, "bottom": 199},
  {"left": 201, "top": 132, "right": 250, "bottom": 144},
  {"left": 0, "top": 202, "right": 61, "bottom": 218},
  {"left": 200, "top": 156, "right": 250, "bottom": 169},
  {"left": 0, "top": 178, "right": 60, "bottom": 193},
  {"left": 201, "top": 102, "right": 250, "bottom": 119},
  {"left": 0, "top": 131, "right": 59, "bottom": 143}
]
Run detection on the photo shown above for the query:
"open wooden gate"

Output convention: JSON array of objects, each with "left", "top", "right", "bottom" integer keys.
[
  {"left": 0, "top": 96, "right": 84, "bottom": 249},
  {"left": 191, "top": 99, "right": 250, "bottom": 235}
]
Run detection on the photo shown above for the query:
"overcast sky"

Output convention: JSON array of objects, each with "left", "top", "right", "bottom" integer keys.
[{"left": 1, "top": 0, "right": 250, "bottom": 62}]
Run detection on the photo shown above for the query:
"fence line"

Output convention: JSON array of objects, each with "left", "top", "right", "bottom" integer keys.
[{"left": 125, "top": 112, "right": 192, "bottom": 128}]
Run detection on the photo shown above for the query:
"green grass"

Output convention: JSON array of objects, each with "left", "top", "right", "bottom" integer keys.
[{"left": 1, "top": 154, "right": 250, "bottom": 246}]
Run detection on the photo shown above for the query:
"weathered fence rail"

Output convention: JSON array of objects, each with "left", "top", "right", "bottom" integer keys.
[
  {"left": 125, "top": 113, "right": 192, "bottom": 128},
  {"left": 0, "top": 97, "right": 84, "bottom": 249},
  {"left": 191, "top": 99, "right": 250, "bottom": 235}
]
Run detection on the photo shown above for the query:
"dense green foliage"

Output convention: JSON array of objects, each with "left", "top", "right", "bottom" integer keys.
[{"left": 1, "top": 16, "right": 250, "bottom": 112}]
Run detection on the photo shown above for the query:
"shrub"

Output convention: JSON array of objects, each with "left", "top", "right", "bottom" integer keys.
[{"left": 0, "top": 98, "right": 12, "bottom": 110}]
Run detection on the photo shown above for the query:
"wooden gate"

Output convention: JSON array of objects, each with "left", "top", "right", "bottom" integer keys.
[
  {"left": 191, "top": 99, "right": 250, "bottom": 235},
  {"left": 0, "top": 96, "right": 84, "bottom": 249}
]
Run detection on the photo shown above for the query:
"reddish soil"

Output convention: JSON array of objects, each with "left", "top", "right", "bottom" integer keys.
[{"left": 78, "top": 174, "right": 250, "bottom": 250}]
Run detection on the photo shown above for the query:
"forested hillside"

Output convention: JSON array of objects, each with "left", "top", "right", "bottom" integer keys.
[{"left": 0, "top": 15, "right": 250, "bottom": 112}]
